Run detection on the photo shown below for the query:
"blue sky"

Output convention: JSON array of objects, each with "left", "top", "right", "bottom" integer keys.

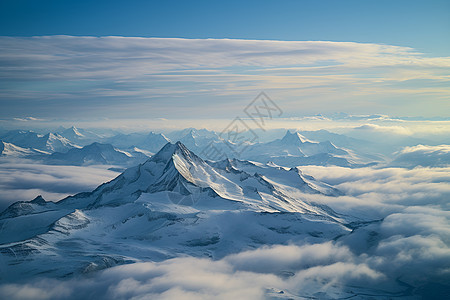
[
  {"left": 0, "top": 0, "right": 449, "bottom": 124},
  {"left": 1, "top": 0, "right": 448, "bottom": 55}
]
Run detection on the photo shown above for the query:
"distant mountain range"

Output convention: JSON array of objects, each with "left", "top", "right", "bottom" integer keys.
[
  {"left": 0, "top": 130, "right": 76, "bottom": 153},
  {"left": 105, "top": 131, "right": 170, "bottom": 153},
  {"left": 44, "top": 142, "right": 147, "bottom": 166},
  {"left": 0, "top": 140, "right": 44, "bottom": 157},
  {"left": 58, "top": 126, "right": 104, "bottom": 146},
  {"left": 0, "top": 127, "right": 402, "bottom": 168}
]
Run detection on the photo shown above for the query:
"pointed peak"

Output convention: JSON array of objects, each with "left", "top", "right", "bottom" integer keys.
[
  {"left": 87, "top": 142, "right": 112, "bottom": 149},
  {"left": 47, "top": 132, "right": 65, "bottom": 139},
  {"left": 146, "top": 131, "right": 170, "bottom": 143},
  {"left": 282, "top": 130, "right": 295, "bottom": 137},
  {"left": 173, "top": 141, "right": 194, "bottom": 157},
  {"left": 181, "top": 129, "right": 197, "bottom": 139},
  {"left": 150, "top": 142, "right": 193, "bottom": 163},
  {"left": 70, "top": 126, "right": 83, "bottom": 135},
  {"left": 281, "top": 130, "right": 308, "bottom": 144},
  {"left": 31, "top": 195, "right": 46, "bottom": 205}
]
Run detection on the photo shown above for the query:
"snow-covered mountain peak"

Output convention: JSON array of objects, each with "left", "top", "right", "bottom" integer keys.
[
  {"left": 65, "top": 126, "right": 84, "bottom": 137},
  {"left": 0, "top": 140, "right": 353, "bottom": 271},
  {"left": 144, "top": 141, "right": 215, "bottom": 189},
  {"left": 84, "top": 142, "right": 133, "bottom": 157},
  {"left": 54, "top": 141, "right": 340, "bottom": 212},
  {"left": 0, "top": 140, "right": 40, "bottom": 157},
  {"left": 30, "top": 195, "right": 47, "bottom": 205},
  {"left": 2, "top": 141, "right": 347, "bottom": 225},
  {"left": 281, "top": 130, "right": 310, "bottom": 144},
  {"left": 146, "top": 131, "right": 170, "bottom": 142},
  {"left": 85, "top": 142, "right": 114, "bottom": 151},
  {"left": 149, "top": 141, "right": 194, "bottom": 164},
  {"left": 44, "top": 142, "right": 145, "bottom": 166},
  {"left": 105, "top": 131, "right": 170, "bottom": 153}
]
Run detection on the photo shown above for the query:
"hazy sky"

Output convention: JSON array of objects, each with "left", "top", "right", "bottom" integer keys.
[{"left": 0, "top": 0, "right": 448, "bottom": 123}]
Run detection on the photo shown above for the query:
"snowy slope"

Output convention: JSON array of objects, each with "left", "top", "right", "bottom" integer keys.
[
  {"left": 167, "top": 128, "right": 219, "bottom": 142},
  {"left": 0, "top": 140, "right": 43, "bottom": 157},
  {"left": 58, "top": 126, "right": 103, "bottom": 146},
  {"left": 163, "top": 129, "right": 374, "bottom": 168},
  {"left": 165, "top": 128, "right": 225, "bottom": 156},
  {"left": 51, "top": 142, "right": 342, "bottom": 213},
  {"left": 44, "top": 142, "right": 146, "bottom": 166},
  {"left": 246, "top": 130, "right": 348, "bottom": 157},
  {"left": 163, "top": 129, "right": 368, "bottom": 168},
  {"left": 234, "top": 130, "right": 369, "bottom": 167},
  {"left": 0, "top": 130, "right": 76, "bottom": 153},
  {"left": 0, "top": 142, "right": 356, "bottom": 280},
  {"left": 106, "top": 131, "right": 170, "bottom": 153},
  {"left": 299, "top": 129, "right": 386, "bottom": 162}
]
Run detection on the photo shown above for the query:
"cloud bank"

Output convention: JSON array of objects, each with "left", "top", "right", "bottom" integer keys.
[
  {"left": 1, "top": 36, "right": 449, "bottom": 119},
  {"left": 299, "top": 165, "right": 450, "bottom": 211},
  {"left": 0, "top": 158, "right": 119, "bottom": 211},
  {"left": 391, "top": 144, "right": 450, "bottom": 168},
  {"left": 1, "top": 236, "right": 448, "bottom": 299},
  {"left": 0, "top": 164, "right": 449, "bottom": 298}
]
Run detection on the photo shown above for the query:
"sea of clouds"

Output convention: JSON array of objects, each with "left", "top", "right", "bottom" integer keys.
[
  {"left": 0, "top": 162, "right": 448, "bottom": 299},
  {"left": 0, "top": 158, "right": 119, "bottom": 211}
]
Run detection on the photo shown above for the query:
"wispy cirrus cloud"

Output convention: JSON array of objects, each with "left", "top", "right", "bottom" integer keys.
[
  {"left": 12, "top": 117, "right": 45, "bottom": 122},
  {"left": 0, "top": 36, "right": 449, "bottom": 119}
]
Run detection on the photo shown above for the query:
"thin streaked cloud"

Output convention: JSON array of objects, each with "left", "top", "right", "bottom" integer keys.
[{"left": 0, "top": 36, "right": 449, "bottom": 119}]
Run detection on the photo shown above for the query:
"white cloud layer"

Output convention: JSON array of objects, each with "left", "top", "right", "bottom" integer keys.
[
  {"left": 0, "top": 236, "right": 448, "bottom": 299},
  {"left": 1, "top": 36, "right": 449, "bottom": 118},
  {"left": 353, "top": 123, "right": 413, "bottom": 135},
  {"left": 0, "top": 158, "right": 119, "bottom": 211},
  {"left": 390, "top": 144, "right": 450, "bottom": 168},
  {"left": 0, "top": 164, "right": 449, "bottom": 298},
  {"left": 299, "top": 165, "right": 450, "bottom": 211}
]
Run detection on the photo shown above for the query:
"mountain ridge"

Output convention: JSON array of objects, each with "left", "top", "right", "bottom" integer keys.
[{"left": 0, "top": 141, "right": 362, "bottom": 281}]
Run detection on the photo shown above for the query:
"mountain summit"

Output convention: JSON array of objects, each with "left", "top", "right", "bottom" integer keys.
[{"left": 280, "top": 130, "right": 311, "bottom": 144}]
